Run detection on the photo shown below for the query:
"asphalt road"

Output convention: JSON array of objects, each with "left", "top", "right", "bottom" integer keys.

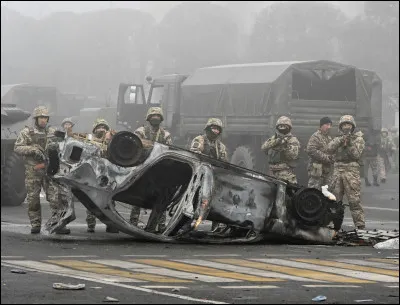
[{"left": 1, "top": 174, "right": 399, "bottom": 304}]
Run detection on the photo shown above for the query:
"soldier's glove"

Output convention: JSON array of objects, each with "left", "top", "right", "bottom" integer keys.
[{"left": 32, "top": 149, "right": 45, "bottom": 162}]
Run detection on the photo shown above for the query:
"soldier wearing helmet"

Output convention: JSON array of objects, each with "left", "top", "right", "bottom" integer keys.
[
  {"left": 189, "top": 118, "right": 228, "bottom": 232},
  {"left": 14, "top": 106, "right": 70, "bottom": 235},
  {"left": 377, "top": 127, "right": 396, "bottom": 183},
  {"left": 86, "top": 118, "right": 119, "bottom": 233},
  {"left": 327, "top": 115, "right": 366, "bottom": 229},
  {"left": 61, "top": 117, "right": 75, "bottom": 132},
  {"left": 129, "top": 107, "right": 172, "bottom": 233},
  {"left": 261, "top": 116, "right": 300, "bottom": 184}
]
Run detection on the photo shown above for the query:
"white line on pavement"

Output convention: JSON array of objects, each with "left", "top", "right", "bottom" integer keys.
[
  {"left": 1, "top": 262, "right": 228, "bottom": 304},
  {"left": 218, "top": 285, "right": 278, "bottom": 289},
  {"left": 192, "top": 254, "right": 241, "bottom": 257},
  {"left": 1, "top": 256, "right": 25, "bottom": 259},
  {"left": 47, "top": 255, "right": 99, "bottom": 258},
  {"left": 121, "top": 255, "right": 167, "bottom": 257},
  {"left": 363, "top": 206, "right": 399, "bottom": 212},
  {"left": 141, "top": 286, "right": 188, "bottom": 289},
  {"left": 302, "top": 285, "right": 361, "bottom": 288}
]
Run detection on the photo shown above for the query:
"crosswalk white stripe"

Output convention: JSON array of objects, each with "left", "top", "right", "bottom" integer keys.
[
  {"left": 174, "top": 259, "right": 325, "bottom": 282},
  {"left": 252, "top": 259, "right": 399, "bottom": 283},
  {"left": 1, "top": 260, "right": 145, "bottom": 283},
  {"left": 218, "top": 285, "right": 278, "bottom": 289},
  {"left": 335, "top": 259, "right": 399, "bottom": 270},
  {"left": 88, "top": 260, "right": 240, "bottom": 283}
]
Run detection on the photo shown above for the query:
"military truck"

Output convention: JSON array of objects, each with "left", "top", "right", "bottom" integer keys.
[{"left": 116, "top": 60, "right": 382, "bottom": 185}]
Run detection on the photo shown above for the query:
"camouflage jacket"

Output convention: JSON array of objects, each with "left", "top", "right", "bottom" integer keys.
[
  {"left": 134, "top": 125, "right": 172, "bottom": 145},
  {"left": 379, "top": 136, "right": 396, "bottom": 156},
  {"left": 327, "top": 131, "right": 365, "bottom": 167},
  {"left": 306, "top": 130, "right": 333, "bottom": 166},
  {"left": 14, "top": 125, "right": 56, "bottom": 166},
  {"left": 261, "top": 133, "right": 300, "bottom": 170},
  {"left": 190, "top": 134, "right": 228, "bottom": 162}
]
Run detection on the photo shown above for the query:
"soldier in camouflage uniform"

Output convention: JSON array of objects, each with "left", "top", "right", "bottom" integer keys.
[
  {"left": 327, "top": 115, "right": 365, "bottom": 229},
  {"left": 390, "top": 126, "right": 399, "bottom": 172},
  {"left": 14, "top": 106, "right": 70, "bottom": 234},
  {"left": 58, "top": 118, "right": 75, "bottom": 211},
  {"left": 306, "top": 117, "right": 334, "bottom": 190},
  {"left": 377, "top": 128, "right": 396, "bottom": 183},
  {"left": 129, "top": 107, "right": 172, "bottom": 233},
  {"left": 86, "top": 118, "right": 119, "bottom": 233},
  {"left": 190, "top": 118, "right": 228, "bottom": 232},
  {"left": 261, "top": 116, "right": 300, "bottom": 184},
  {"left": 363, "top": 135, "right": 380, "bottom": 187}
]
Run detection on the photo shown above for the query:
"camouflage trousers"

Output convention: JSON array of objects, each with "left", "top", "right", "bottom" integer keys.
[
  {"left": 270, "top": 168, "right": 297, "bottom": 184},
  {"left": 86, "top": 201, "right": 116, "bottom": 229},
  {"left": 25, "top": 168, "right": 62, "bottom": 228},
  {"left": 307, "top": 168, "right": 332, "bottom": 191},
  {"left": 377, "top": 156, "right": 387, "bottom": 180},
  {"left": 130, "top": 206, "right": 167, "bottom": 231},
  {"left": 59, "top": 183, "right": 72, "bottom": 207},
  {"left": 330, "top": 166, "right": 365, "bottom": 228},
  {"left": 363, "top": 157, "right": 378, "bottom": 178}
]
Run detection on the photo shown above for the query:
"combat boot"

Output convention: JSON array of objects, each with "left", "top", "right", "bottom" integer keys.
[
  {"left": 87, "top": 227, "right": 95, "bottom": 233},
  {"left": 55, "top": 227, "right": 71, "bottom": 235},
  {"left": 364, "top": 178, "right": 371, "bottom": 187},
  {"left": 373, "top": 175, "right": 380, "bottom": 186},
  {"left": 30, "top": 227, "right": 41, "bottom": 234},
  {"left": 381, "top": 178, "right": 386, "bottom": 183}
]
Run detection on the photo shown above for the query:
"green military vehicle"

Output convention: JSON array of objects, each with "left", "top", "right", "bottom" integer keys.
[{"left": 116, "top": 60, "right": 382, "bottom": 185}]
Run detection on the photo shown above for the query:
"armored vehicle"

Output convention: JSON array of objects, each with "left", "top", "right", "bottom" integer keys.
[{"left": 116, "top": 60, "right": 382, "bottom": 185}]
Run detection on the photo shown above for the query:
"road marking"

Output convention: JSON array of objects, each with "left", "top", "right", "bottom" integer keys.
[
  {"left": 218, "top": 285, "right": 278, "bottom": 289},
  {"left": 302, "top": 285, "right": 361, "bottom": 288},
  {"left": 295, "top": 259, "right": 399, "bottom": 277},
  {"left": 338, "top": 254, "right": 373, "bottom": 256},
  {"left": 363, "top": 206, "right": 399, "bottom": 212},
  {"left": 1, "top": 256, "right": 24, "bottom": 259},
  {"left": 1, "top": 262, "right": 226, "bottom": 304},
  {"left": 214, "top": 259, "right": 369, "bottom": 283},
  {"left": 192, "top": 254, "right": 241, "bottom": 257},
  {"left": 88, "top": 259, "right": 240, "bottom": 283},
  {"left": 1, "top": 260, "right": 144, "bottom": 283},
  {"left": 386, "top": 285, "right": 399, "bottom": 288},
  {"left": 335, "top": 259, "right": 399, "bottom": 270},
  {"left": 45, "top": 260, "right": 191, "bottom": 283},
  {"left": 133, "top": 259, "right": 284, "bottom": 282},
  {"left": 253, "top": 259, "right": 398, "bottom": 283},
  {"left": 368, "top": 258, "right": 399, "bottom": 265},
  {"left": 141, "top": 286, "right": 188, "bottom": 289},
  {"left": 47, "top": 255, "right": 98, "bottom": 258},
  {"left": 174, "top": 259, "right": 316, "bottom": 282},
  {"left": 121, "top": 255, "right": 167, "bottom": 257}
]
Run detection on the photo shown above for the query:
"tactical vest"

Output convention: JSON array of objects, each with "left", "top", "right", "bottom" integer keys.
[
  {"left": 28, "top": 126, "right": 49, "bottom": 150},
  {"left": 364, "top": 143, "right": 378, "bottom": 158},
  {"left": 202, "top": 135, "right": 221, "bottom": 160},
  {"left": 268, "top": 149, "right": 298, "bottom": 168},
  {"left": 144, "top": 125, "right": 166, "bottom": 144},
  {"left": 336, "top": 145, "right": 357, "bottom": 162}
]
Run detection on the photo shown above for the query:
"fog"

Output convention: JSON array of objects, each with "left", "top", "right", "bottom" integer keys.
[{"left": 1, "top": 1, "right": 398, "bottom": 126}]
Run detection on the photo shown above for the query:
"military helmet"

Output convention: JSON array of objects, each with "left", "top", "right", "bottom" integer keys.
[
  {"left": 92, "top": 118, "right": 110, "bottom": 133},
  {"left": 381, "top": 128, "right": 389, "bottom": 133},
  {"left": 146, "top": 107, "right": 164, "bottom": 121},
  {"left": 61, "top": 117, "right": 74, "bottom": 127},
  {"left": 276, "top": 116, "right": 292, "bottom": 129},
  {"left": 32, "top": 106, "right": 50, "bottom": 118},
  {"left": 390, "top": 126, "right": 398, "bottom": 133},
  {"left": 204, "top": 118, "right": 223, "bottom": 131},
  {"left": 339, "top": 114, "right": 356, "bottom": 129}
]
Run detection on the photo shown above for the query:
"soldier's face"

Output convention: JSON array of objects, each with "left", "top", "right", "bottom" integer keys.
[
  {"left": 95, "top": 126, "right": 107, "bottom": 137},
  {"left": 340, "top": 123, "right": 353, "bottom": 134},
  {"left": 277, "top": 124, "right": 290, "bottom": 134},
  {"left": 211, "top": 126, "right": 221, "bottom": 135},
  {"left": 37, "top": 116, "right": 49, "bottom": 128},
  {"left": 63, "top": 122, "right": 72, "bottom": 130},
  {"left": 149, "top": 114, "right": 162, "bottom": 126},
  {"left": 382, "top": 132, "right": 388, "bottom": 138},
  {"left": 320, "top": 123, "right": 332, "bottom": 133}
]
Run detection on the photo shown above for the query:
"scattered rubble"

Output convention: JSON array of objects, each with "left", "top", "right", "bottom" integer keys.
[
  {"left": 10, "top": 269, "right": 26, "bottom": 274},
  {"left": 52, "top": 283, "right": 85, "bottom": 290},
  {"left": 103, "top": 296, "right": 119, "bottom": 302}
]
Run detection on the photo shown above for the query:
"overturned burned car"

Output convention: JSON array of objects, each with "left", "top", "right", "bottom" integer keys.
[{"left": 45, "top": 131, "right": 344, "bottom": 244}]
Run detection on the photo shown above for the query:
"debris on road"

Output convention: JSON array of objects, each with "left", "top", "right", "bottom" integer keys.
[
  {"left": 53, "top": 283, "right": 86, "bottom": 290},
  {"left": 312, "top": 295, "right": 327, "bottom": 302},
  {"left": 10, "top": 269, "right": 26, "bottom": 274},
  {"left": 171, "top": 288, "right": 180, "bottom": 292},
  {"left": 90, "top": 286, "right": 103, "bottom": 289},
  {"left": 334, "top": 229, "right": 399, "bottom": 246},
  {"left": 103, "top": 296, "right": 119, "bottom": 302},
  {"left": 354, "top": 300, "right": 373, "bottom": 303},
  {"left": 373, "top": 238, "right": 399, "bottom": 250}
]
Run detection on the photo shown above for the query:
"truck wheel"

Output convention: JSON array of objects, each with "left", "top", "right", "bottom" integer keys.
[
  {"left": 231, "top": 146, "right": 256, "bottom": 170},
  {"left": 2, "top": 152, "right": 27, "bottom": 206}
]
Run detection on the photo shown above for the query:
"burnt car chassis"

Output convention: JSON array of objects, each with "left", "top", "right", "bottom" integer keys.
[{"left": 45, "top": 131, "right": 344, "bottom": 244}]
